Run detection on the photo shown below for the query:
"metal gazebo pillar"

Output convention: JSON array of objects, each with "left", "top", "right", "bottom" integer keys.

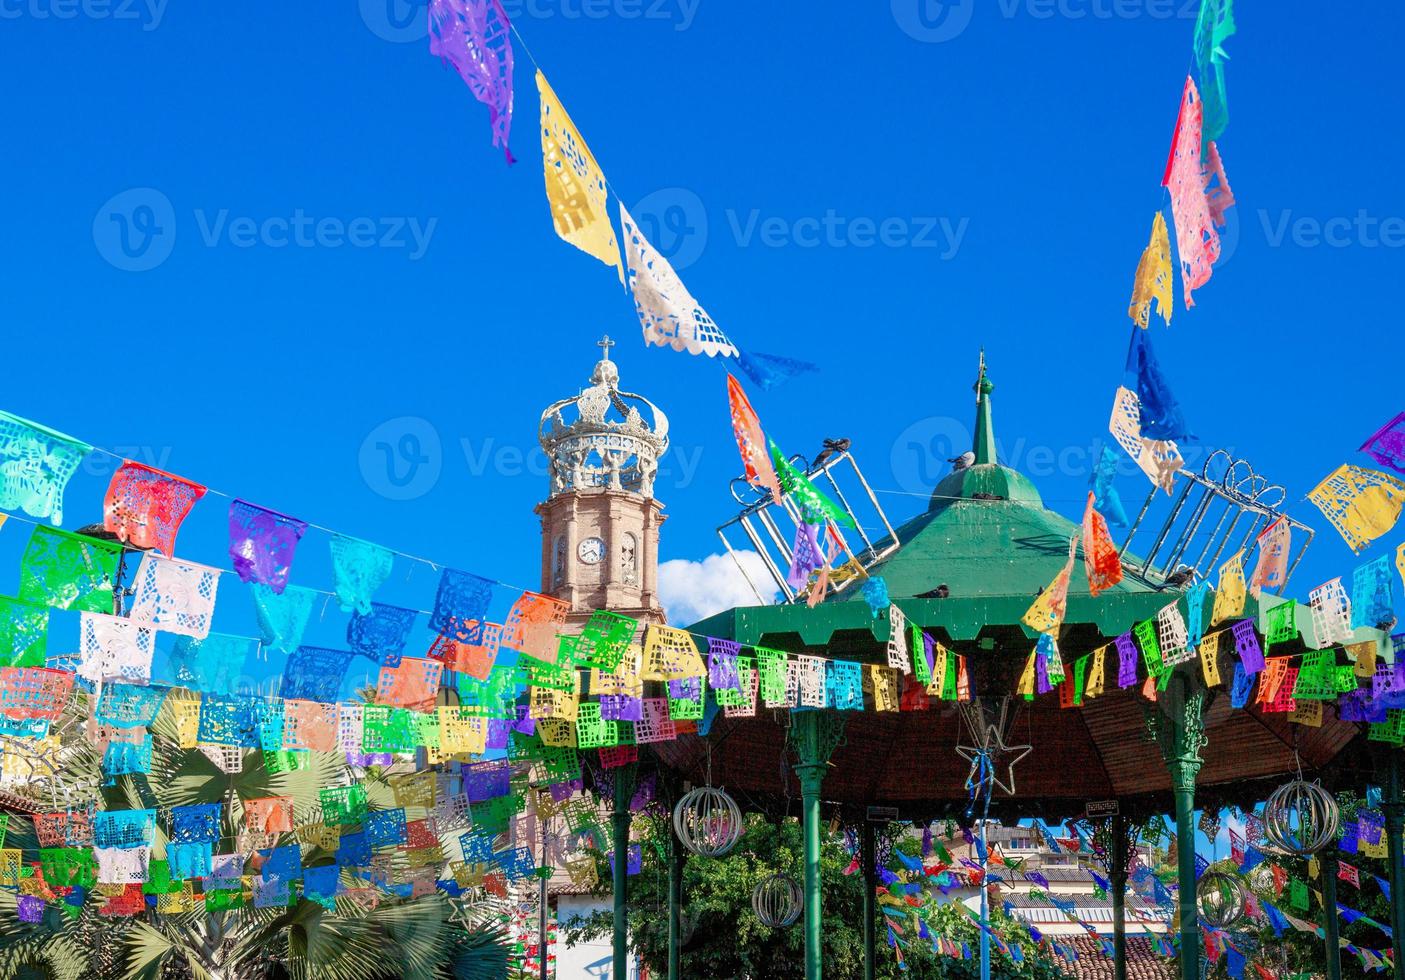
[
  {"left": 791, "top": 710, "right": 846, "bottom": 980},
  {"left": 1151, "top": 682, "right": 1207, "bottom": 980},
  {"left": 1385, "top": 753, "right": 1405, "bottom": 974},
  {"left": 861, "top": 821, "right": 876, "bottom": 980},
  {"left": 611, "top": 765, "right": 637, "bottom": 980},
  {"left": 1110, "top": 814, "right": 1129, "bottom": 980},
  {"left": 667, "top": 830, "right": 684, "bottom": 980},
  {"left": 1320, "top": 850, "right": 1343, "bottom": 980}
]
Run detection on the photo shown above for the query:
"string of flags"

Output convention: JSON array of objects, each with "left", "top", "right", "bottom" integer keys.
[{"left": 427, "top": 0, "right": 812, "bottom": 389}]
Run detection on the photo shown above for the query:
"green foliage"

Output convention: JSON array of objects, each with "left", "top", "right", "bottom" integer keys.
[{"left": 562, "top": 814, "right": 1062, "bottom": 979}]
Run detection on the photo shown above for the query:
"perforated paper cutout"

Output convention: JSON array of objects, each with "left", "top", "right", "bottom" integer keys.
[
  {"left": 641, "top": 625, "right": 705, "bottom": 680},
  {"left": 1081, "top": 493, "right": 1123, "bottom": 596},
  {"left": 252, "top": 583, "right": 316, "bottom": 654},
  {"left": 1307, "top": 464, "right": 1405, "bottom": 554},
  {"left": 620, "top": 203, "right": 735, "bottom": 357},
  {"left": 1162, "top": 77, "right": 1234, "bottom": 307},
  {"left": 280, "top": 647, "right": 354, "bottom": 704},
  {"left": 1023, "top": 538, "right": 1077, "bottom": 634},
  {"left": 0, "top": 411, "right": 91, "bottom": 525},
  {"left": 19, "top": 525, "right": 119, "bottom": 613},
  {"left": 1128, "top": 211, "right": 1174, "bottom": 328},
  {"left": 1156, "top": 602, "right": 1194, "bottom": 666},
  {"left": 428, "top": 0, "right": 515, "bottom": 162},
  {"left": 129, "top": 552, "right": 219, "bottom": 639},
  {"left": 78, "top": 612, "right": 154, "bottom": 685},
  {"left": 886, "top": 604, "right": 912, "bottom": 673},
  {"left": 103, "top": 461, "right": 205, "bottom": 557},
  {"left": 1351, "top": 555, "right": 1394, "bottom": 630},
  {"left": 282, "top": 699, "right": 338, "bottom": 752},
  {"left": 502, "top": 591, "right": 570, "bottom": 662},
  {"left": 430, "top": 569, "right": 494, "bottom": 644},
  {"left": 0, "top": 595, "right": 48, "bottom": 668},
  {"left": 770, "top": 442, "right": 856, "bottom": 528},
  {"left": 537, "top": 70, "right": 622, "bottom": 279},
  {"left": 1109, "top": 386, "right": 1183, "bottom": 494},
  {"left": 1211, "top": 551, "right": 1246, "bottom": 624},
  {"left": 167, "top": 633, "right": 252, "bottom": 697},
  {"left": 227, "top": 500, "right": 306, "bottom": 594},
  {"left": 1248, "top": 519, "right": 1291, "bottom": 597},
  {"left": 727, "top": 374, "right": 782, "bottom": 504},
  {"left": 1308, "top": 579, "right": 1353, "bottom": 647},
  {"left": 348, "top": 602, "right": 418, "bottom": 667}
]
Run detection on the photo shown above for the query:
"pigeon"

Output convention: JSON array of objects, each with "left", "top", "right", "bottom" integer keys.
[
  {"left": 949, "top": 451, "right": 976, "bottom": 472},
  {"left": 812, "top": 438, "right": 852, "bottom": 468},
  {"left": 916, "top": 584, "right": 950, "bottom": 599}
]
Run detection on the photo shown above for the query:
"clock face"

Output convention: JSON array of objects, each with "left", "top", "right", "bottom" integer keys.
[{"left": 577, "top": 537, "right": 606, "bottom": 565}]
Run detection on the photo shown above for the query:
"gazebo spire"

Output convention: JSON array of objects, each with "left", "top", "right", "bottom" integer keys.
[{"left": 972, "top": 350, "right": 997, "bottom": 466}]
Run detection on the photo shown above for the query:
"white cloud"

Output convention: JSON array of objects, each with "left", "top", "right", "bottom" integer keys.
[{"left": 657, "top": 551, "right": 779, "bottom": 627}]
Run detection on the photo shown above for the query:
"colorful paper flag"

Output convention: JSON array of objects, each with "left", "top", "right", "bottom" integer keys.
[
  {"left": 1249, "top": 518, "right": 1291, "bottom": 598},
  {"left": 1128, "top": 212, "right": 1174, "bottom": 328},
  {"left": 621, "top": 203, "right": 736, "bottom": 358},
  {"left": 1022, "top": 538, "right": 1077, "bottom": 633},
  {"left": 1108, "top": 386, "right": 1184, "bottom": 493},
  {"left": 1307, "top": 464, "right": 1405, "bottom": 554},
  {"left": 428, "top": 0, "right": 516, "bottom": 163},
  {"left": 726, "top": 374, "right": 781, "bottom": 504},
  {"left": 1162, "top": 77, "right": 1234, "bottom": 307},
  {"left": 536, "top": 70, "right": 621, "bottom": 280},
  {"left": 1081, "top": 493, "right": 1123, "bottom": 596}
]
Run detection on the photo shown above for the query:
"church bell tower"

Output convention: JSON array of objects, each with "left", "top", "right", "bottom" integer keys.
[{"left": 535, "top": 337, "right": 668, "bottom": 627}]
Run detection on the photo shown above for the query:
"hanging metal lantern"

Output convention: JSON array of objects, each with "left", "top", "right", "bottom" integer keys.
[
  {"left": 752, "top": 873, "right": 803, "bottom": 928},
  {"left": 1263, "top": 779, "right": 1339, "bottom": 856},
  {"left": 1196, "top": 870, "right": 1248, "bottom": 930},
  {"left": 672, "top": 786, "right": 743, "bottom": 858}
]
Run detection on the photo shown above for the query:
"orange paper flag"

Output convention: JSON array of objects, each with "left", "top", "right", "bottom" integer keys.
[
  {"left": 1081, "top": 493, "right": 1124, "bottom": 596},
  {"left": 1249, "top": 518, "right": 1291, "bottom": 598},
  {"left": 727, "top": 375, "right": 781, "bottom": 505}
]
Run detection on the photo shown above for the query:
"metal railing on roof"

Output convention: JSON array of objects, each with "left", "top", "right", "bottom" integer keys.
[
  {"left": 1119, "top": 449, "right": 1313, "bottom": 592},
  {"left": 717, "top": 448, "right": 901, "bottom": 605}
]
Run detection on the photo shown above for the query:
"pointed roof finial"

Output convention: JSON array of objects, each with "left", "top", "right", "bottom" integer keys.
[
  {"left": 972, "top": 350, "right": 996, "bottom": 465},
  {"left": 598, "top": 334, "right": 615, "bottom": 361}
]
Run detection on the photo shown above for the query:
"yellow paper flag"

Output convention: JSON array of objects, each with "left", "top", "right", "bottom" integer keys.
[
  {"left": 1022, "top": 538, "right": 1077, "bottom": 633},
  {"left": 1128, "top": 212, "right": 1174, "bottom": 328},
  {"left": 1210, "top": 550, "right": 1246, "bottom": 624},
  {"left": 1307, "top": 464, "right": 1405, "bottom": 554},
  {"left": 536, "top": 70, "right": 622, "bottom": 281}
]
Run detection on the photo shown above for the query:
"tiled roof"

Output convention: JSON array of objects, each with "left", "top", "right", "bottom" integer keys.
[{"left": 1055, "top": 937, "right": 1175, "bottom": 980}]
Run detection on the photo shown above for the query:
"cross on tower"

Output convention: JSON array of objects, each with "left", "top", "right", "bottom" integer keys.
[{"left": 597, "top": 335, "right": 615, "bottom": 360}]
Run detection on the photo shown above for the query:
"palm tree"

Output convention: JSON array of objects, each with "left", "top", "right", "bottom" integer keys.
[{"left": 0, "top": 692, "right": 510, "bottom": 980}]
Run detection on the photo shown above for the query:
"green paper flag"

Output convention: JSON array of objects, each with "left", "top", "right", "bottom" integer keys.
[
  {"left": 1289, "top": 878, "right": 1309, "bottom": 911},
  {"left": 769, "top": 442, "right": 856, "bottom": 528},
  {"left": 18, "top": 526, "right": 121, "bottom": 613},
  {"left": 1193, "top": 0, "right": 1236, "bottom": 150}
]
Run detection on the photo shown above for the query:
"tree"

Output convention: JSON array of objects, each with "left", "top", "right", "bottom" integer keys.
[
  {"left": 563, "top": 813, "right": 1064, "bottom": 979},
  {"left": 0, "top": 695, "right": 510, "bottom": 980}
]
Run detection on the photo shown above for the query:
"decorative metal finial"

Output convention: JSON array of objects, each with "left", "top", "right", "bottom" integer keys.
[{"left": 598, "top": 335, "right": 615, "bottom": 360}]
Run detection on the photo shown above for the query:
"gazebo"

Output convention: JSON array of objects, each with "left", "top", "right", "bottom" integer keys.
[{"left": 623, "top": 363, "right": 1400, "bottom": 980}]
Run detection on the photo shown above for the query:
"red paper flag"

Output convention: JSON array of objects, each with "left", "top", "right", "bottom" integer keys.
[
  {"left": 103, "top": 461, "right": 206, "bottom": 557},
  {"left": 727, "top": 374, "right": 781, "bottom": 505},
  {"left": 1163, "top": 77, "right": 1235, "bottom": 308},
  {"left": 1082, "top": 493, "right": 1124, "bottom": 596}
]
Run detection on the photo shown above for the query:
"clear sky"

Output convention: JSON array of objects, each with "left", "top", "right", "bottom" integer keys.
[{"left": 2, "top": 1, "right": 1403, "bottom": 637}]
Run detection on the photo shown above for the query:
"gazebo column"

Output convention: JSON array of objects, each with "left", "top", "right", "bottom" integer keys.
[
  {"left": 611, "top": 765, "right": 637, "bottom": 980},
  {"left": 667, "top": 831, "right": 684, "bottom": 980},
  {"left": 1110, "top": 814, "right": 1128, "bottom": 980},
  {"left": 861, "top": 821, "right": 876, "bottom": 980},
  {"left": 1385, "top": 753, "right": 1405, "bottom": 973},
  {"left": 1320, "top": 850, "right": 1343, "bottom": 980},
  {"left": 1151, "top": 684, "right": 1207, "bottom": 980},
  {"left": 791, "top": 710, "right": 846, "bottom": 980}
]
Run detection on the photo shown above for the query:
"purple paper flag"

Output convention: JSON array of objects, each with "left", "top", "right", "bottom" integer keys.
[
  {"left": 707, "top": 637, "right": 740, "bottom": 691},
  {"left": 17, "top": 894, "right": 44, "bottom": 922},
  {"left": 1231, "top": 620, "right": 1265, "bottom": 675},
  {"left": 600, "top": 694, "right": 642, "bottom": 722},
  {"left": 228, "top": 499, "right": 307, "bottom": 594},
  {"left": 1360, "top": 412, "right": 1405, "bottom": 475},
  {"left": 785, "top": 522, "right": 824, "bottom": 590},
  {"left": 428, "top": 0, "right": 516, "bottom": 163},
  {"left": 1116, "top": 633, "right": 1138, "bottom": 688}
]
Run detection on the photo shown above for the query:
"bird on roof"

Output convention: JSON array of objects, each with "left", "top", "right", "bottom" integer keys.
[
  {"left": 812, "top": 438, "right": 851, "bottom": 468},
  {"left": 949, "top": 451, "right": 976, "bottom": 472}
]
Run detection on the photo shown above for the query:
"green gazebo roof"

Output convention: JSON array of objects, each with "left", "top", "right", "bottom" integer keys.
[{"left": 693, "top": 361, "right": 1201, "bottom": 646}]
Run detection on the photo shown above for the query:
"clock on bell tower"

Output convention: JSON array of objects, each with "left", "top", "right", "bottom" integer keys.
[{"left": 534, "top": 336, "right": 668, "bottom": 628}]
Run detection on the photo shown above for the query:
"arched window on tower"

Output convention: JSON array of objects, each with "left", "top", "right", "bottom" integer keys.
[
  {"left": 622, "top": 532, "right": 638, "bottom": 585},
  {"left": 553, "top": 535, "right": 567, "bottom": 590}
]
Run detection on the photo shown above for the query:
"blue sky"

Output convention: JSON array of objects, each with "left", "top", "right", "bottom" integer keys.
[{"left": 2, "top": 1, "right": 1404, "bottom": 640}]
